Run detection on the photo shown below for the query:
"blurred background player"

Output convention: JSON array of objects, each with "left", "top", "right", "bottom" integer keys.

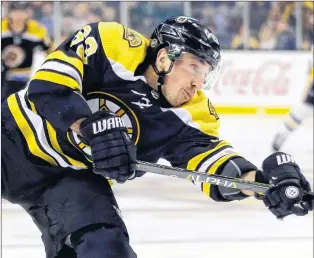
[
  {"left": 272, "top": 54, "right": 313, "bottom": 152},
  {"left": 271, "top": 2, "right": 313, "bottom": 152},
  {"left": 1, "top": 2, "right": 53, "bottom": 101}
]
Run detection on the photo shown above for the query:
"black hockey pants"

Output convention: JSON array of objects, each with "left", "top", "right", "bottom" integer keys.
[{"left": 1, "top": 100, "right": 137, "bottom": 258}]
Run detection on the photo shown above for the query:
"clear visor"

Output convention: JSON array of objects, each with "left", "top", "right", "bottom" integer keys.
[
  {"left": 203, "top": 58, "right": 222, "bottom": 90},
  {"left": 174, "top": 51, "right": 222, "bottom": 90}
]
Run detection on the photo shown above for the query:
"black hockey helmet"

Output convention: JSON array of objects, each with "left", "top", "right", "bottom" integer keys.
[{"left": 148, "top": 16, "right": 222, "bottom": 90}]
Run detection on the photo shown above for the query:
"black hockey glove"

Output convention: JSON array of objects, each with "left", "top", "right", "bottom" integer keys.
[
  {"left": 255, "top": 152, "right": 313, "bottom": 219},
  {"left": 79, "top": 110, "right": 144, "bottom": 183}
]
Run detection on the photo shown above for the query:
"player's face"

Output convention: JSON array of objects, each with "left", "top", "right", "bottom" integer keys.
[
  {"left": 9, "top": 9, "right": 28, "bottom": 23},
  {"left": 163, "top": 52, "right": 212, "bottom": 107}
]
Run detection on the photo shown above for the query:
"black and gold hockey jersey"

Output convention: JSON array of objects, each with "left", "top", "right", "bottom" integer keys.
[
  {"left": 1, "top": 18, "right": 53, "bottom": 82},
  {"left": 5, "top": 22, "right": 245, "bottom": 200}
]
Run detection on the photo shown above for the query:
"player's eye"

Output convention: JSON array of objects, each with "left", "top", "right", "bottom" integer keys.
[{"left": 190, "top": 64, "right": 198, "bottom": 74}]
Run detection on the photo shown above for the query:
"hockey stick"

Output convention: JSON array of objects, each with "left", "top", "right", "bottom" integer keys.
[{"left": 136, "top": 160, "right": 314, "bottom": 198}]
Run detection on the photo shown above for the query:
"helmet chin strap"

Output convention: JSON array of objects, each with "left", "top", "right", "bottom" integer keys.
[{"left": 151, "top": 61, "right": 174, "bottom": 107}]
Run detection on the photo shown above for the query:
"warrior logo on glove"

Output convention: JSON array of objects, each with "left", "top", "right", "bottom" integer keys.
[
  {"left": 276, "top": 154, "right": 295, "bottom": 165},
  {"left": 93, "top": 117, "right": 126, "bottom": 134}
]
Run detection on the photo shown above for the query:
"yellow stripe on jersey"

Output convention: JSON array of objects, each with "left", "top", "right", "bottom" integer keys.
[
  {"left": 202, "top": 153, "right": 241, "bottom": 196},
  {"left": 6, "top": 68, "right": 32, "bottom": 81},
  {"left": 7, "top": 94, "right": 57, "bottom": 165},
  {"left": 26, "top": 20, "right": 48, "bottom": 40},
  {"left": 78, "top": 142, "right": 88, "bottom": 149},
  {"left": 187, "top": 140, "right": 241, "bottom": 196},
  {"left": 181, "top": 91, "right": 220, "bottom": 137},
  {"left": 7, "top": 67, "right": 32, "bottom": 75},
  {"left": 32, "top": 70, "right": 81, "bottom": 91},
  {"left": 27, "top": 20, "right": 53, "bottom": 51},
  {"left": 27, "top": 98, "right": 38, "bottom": 114},
  {"left": 67, "top": 132, "right": 83, "bottom": 151},
  {"left": 45, "top": 50, "right": 84, "bottom": 80},
  {"left": 98, "top": 22, "right": 150, "bottom": 73},
  {"left": 187, "top": 140, "right": 231, "bottom": 171},
  {"left": 46, "top": 121, "right": 87, "bottom": 168},
  {"left": 66, "top": 131, "right": 93, "bottom": 160},
  {"left": 1, "top": 19, "right": 9, "bottom": 33},
  {"left": 2, "top": 19, "right": 48, "bottom": 41}
]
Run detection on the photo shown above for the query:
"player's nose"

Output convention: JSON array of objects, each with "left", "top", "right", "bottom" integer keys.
[
  {"left": 188, "top": 84, "right": 197, "bottom": 97},
  {"left": 191, "top": 79, "right": 202, "bottom": 91}
]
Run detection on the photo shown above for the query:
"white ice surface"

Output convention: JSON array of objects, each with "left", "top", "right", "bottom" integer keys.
[{"left": 2, "top": 115, "right": 313, "bottom": 258}]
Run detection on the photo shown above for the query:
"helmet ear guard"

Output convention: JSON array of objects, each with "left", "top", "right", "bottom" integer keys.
[
  {"left": 149, "top": 41, "right": 175, "bottom": 105},
  {"left": 150, "top": 41, "right": 178, "bottom": 74}
]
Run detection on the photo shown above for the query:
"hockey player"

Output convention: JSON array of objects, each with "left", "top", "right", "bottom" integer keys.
[
  {"left": 1, "top": 2, "right": 53, "bottom": 101},
  {"left": 272, "top": 65, "right": 313, "bottom": 151},
  {"left": 2, "top": 16, "right": 313, "bottom": 258}
]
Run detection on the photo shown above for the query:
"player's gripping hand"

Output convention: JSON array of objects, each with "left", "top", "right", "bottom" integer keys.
[
  {"left": 79, "top": 110, "right": 141, "bottom": 183},
  {"left": 256, "top": 152, "right": 313, "bottom": 219}
]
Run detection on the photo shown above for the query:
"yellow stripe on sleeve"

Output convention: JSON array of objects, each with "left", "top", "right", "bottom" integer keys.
[
  {"left": 78, "top": 142, "right": 89, "bottom": 149},
  {"left": 202, "top": 153, "right": 241, "bottom": 196},
  {"left": 25, "top": 96, "right": 38, "bottom": 114},
  {"left": 7, "top": 95, "right": 57, "bottom": 165},
  {"left": 186, "top": 141, "right": 231, "bottom": 171},
  {"left": 45, "top": 50, "right": 84, "bottom": 79},
  {"left": 32, "top": 70, "right": 81, "bottom": 91},
  {"left": 67, "top": 132, "right": 83, "bottom": 151},
  {"left": 46, "top": 121, "right": 87, "bottom": 168}
]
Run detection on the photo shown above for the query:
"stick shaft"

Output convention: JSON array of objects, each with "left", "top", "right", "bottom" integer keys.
[
  {"left": 136, "top": 161, "right": 314, "bottom": 197},
  {"left": 136, "top": 161, "right": 270, "bottom": 194}
]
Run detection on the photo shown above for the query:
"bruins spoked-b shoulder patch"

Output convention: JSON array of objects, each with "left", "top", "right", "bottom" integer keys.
[{"left": 123, "top": 27, "right": 142, "bottom": 47}]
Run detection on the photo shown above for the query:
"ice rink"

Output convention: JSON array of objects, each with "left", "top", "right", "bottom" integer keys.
[{"left": 2, "top": 114, "right": 313, "bottom": 258}]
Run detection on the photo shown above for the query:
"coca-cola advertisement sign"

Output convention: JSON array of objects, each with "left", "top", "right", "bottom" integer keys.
[{"left": 207, "top": 51, "right": 312, "bottom": 107}]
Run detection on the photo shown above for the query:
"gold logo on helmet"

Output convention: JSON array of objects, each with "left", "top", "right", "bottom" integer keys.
[
  {"left": 175, "top": 16, "right": 188, "bottom": 23},
  {"left": 123, "top": 27, "right": 142, "bottom": 48}
]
